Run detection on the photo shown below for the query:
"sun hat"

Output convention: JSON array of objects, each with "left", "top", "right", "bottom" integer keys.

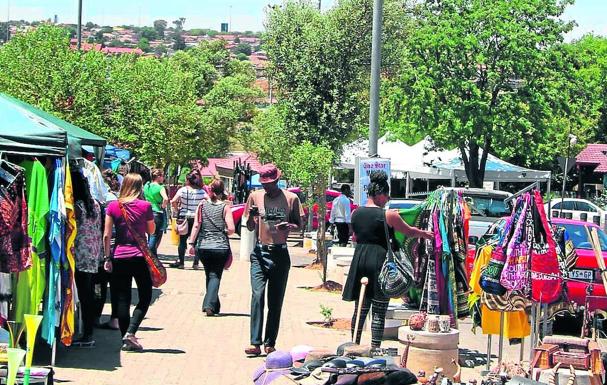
[
  {"left": 258, "top": 163, "right": 282, "bottom": 184},
  {"left": 252, "top": 350, "right": 293, "bottom": 385},
  {"left": 290, "top": 345, "right": 314, "bottom": 363},
  {"left": 290, "top": 359, "right": 324, "bottom": 376}
]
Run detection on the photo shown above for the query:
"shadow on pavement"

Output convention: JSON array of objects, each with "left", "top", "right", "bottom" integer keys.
[
  {"left": 138, "top": 348, "right": 185, "bottom": 354},
  {"left": 215, "top": 313, "right": 250, "bottom": 318},
  {"left": 137, "top": 326, "right": 164, "bottom": 331},
  {"left": 51, "top": 330, "right": 123, "bottom": 372}
]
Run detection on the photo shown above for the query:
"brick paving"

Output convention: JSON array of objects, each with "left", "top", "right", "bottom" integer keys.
[{"left": 49, "top": 236, "right": 540, "bottom": 384}]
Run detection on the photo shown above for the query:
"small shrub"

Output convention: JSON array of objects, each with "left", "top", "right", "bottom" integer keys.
[{"left": 319, "top": 304, "right": 334, "bottom": 324}]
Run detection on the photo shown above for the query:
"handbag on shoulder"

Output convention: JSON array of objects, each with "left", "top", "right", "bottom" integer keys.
[
  {"left": 175, "top": 189, "right": 189, "bottom": 235},
  {"left": 118, "top": 201, "right": 167, "bottom": 288},
  {"left": 378, "top": 211, "right": 414, "bottom": 298}
]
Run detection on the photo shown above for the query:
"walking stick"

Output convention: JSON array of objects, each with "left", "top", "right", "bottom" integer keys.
[{"left": 353, "top": 277, "right": 369, "bottom": 343}]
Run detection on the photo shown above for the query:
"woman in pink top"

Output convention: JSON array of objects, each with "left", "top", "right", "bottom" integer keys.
[{"left": 103, "top": 173, "right": 155, "bottom": 351}]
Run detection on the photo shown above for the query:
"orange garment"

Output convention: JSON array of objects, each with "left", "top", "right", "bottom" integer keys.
[
  {"left": 61, "top": 165, "right": 76, "bottom": 346},
  {"left": 469, "top": 245, "right": 530, "bottom": 339}
]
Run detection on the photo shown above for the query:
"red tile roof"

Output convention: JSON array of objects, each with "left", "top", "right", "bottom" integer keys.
[
  {"left": 101, "top": 47, "right": 144, "bottom": 55},
  {"left": 576, "top": 144, "right": 607, "bottom": 173},
  {"left": 199, "top": 153, "right": 262, "bottom": 176}
]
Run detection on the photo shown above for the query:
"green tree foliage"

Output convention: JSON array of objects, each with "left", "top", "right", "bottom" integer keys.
[
  {"left": 382, "top": 0, "right": 578, "bottom": 187},
  {"left": 85, "top": 22, "right": 97, "bottom": 29},
  {"left": 235, "top": 43, "right": 251, "bottom": 56},
  {"left": 173, "top": 32, "right": 186, "bottom": 51},
  {"left": 173, "top": 17, "right": 186, "bottom": 32},
  {"left": 153, "top": 19, "right": 167, "bottom": 38},
  {"left": 236, "top": 53, "right": 248, "bottom": 61},
  {"left": 139, "top": 26, "right": 158, "bottom": 41},
  {"left": 137, "top": 37, "right": 151, "bottom": 52},
  {"left": 0, "top": 22, "right": 7, "bottom": 43},
  {"left": 0, "top": 25, "right": 261, "bottom": 167},
  {"left": 248, "top": 105, "right": 294, "bottom": 172}
]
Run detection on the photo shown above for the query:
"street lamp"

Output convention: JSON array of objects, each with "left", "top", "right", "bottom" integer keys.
[
  {"left": 368, "top": 0, "right": 383, "bottom": 157},
  {"left": 559, "top": 133, "right": 577, "bottom": 217}
]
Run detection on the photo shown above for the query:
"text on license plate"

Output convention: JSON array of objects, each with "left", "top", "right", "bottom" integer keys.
[{"left": 568, "top": 269, "right": 594, "bottom": 282}]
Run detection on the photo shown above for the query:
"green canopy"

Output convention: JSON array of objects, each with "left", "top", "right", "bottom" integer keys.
[
  {"left": 0, "top": 93, "right": 107, "bottom": 159},
  {"left": 0, "top": 93, "right": 68, "bottom": 157}
]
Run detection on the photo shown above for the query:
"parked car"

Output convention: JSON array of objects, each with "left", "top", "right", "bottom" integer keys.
[
  {"left": 466, "top": 218, "right": 607, "bottom": 311},
  {"left": 545, "top": 198, "right": 606, "bottom": 227}
]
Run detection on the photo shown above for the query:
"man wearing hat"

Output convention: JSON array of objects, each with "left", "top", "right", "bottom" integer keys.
[{"left": 245, "top": 163, "right": 304, "bottom": 356}]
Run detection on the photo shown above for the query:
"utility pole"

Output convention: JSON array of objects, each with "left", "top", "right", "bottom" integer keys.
[
  {"left": 77, "top": 0, "right": 82, "bottom": 50},
  {"left": 368, "top": 0, "right": 383, "bottom": 157},
  {"left": 318, "top": 0, "right": 321, "bottom": 10},
  {"left": 559, "top": 131, "right": 577, "bottom": 217},
  {"left": 6, "top": 0, "right": 10, "bottom": 42}
]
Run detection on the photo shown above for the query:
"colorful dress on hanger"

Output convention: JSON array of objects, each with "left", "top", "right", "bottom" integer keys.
[
  {"left": 14, "top": 160, "right": 49, "bottom": 322},
  {"left": 0, "top": 168, "right": 30, "bottom": 272},
  {"left": 61, "top": 164, "right": 76, "bottom": 346},
  {"left": 43, "top": 158, "right": 65, "bottom": 346}
]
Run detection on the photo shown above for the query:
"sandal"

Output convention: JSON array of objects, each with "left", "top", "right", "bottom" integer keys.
[
  {"left": 264, "top": 346, "right": 276, "bottom": 355},
  {"left": 245, "top": 345, "right": 261, "bottom": 356}
]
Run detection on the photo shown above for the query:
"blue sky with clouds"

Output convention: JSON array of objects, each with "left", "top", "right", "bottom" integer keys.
[{"left": 1, "top": 0, "right": 605, "bottom": 38}]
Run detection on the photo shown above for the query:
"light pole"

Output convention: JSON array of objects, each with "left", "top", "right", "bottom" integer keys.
[
  {"left": 77, "top": 0, "right": 82, "bottom": 50},
  {"left": 368, "top": 0, "right": 383, "bottom": 157},
  {"left": 559, "top": 132, "right": 577, "bottom": 217}
]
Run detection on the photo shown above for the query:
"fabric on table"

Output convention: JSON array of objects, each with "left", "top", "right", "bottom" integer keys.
[
  {"left": 43, "top": 158, "right": 65, "bottom": 345},
  {"left": 74, "top": 200, "right": 102, "bottom": 273}
]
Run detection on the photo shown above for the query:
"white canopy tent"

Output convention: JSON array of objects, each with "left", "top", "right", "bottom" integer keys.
[{"left": 339, "top": 136, "right": 552, "bottom": 195}]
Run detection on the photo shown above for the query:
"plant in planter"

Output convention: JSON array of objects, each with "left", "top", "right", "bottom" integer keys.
[{"left": 319, "top": 304, "right": 334, "bottom": 326}]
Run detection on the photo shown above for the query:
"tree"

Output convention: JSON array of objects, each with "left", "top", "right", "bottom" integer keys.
[
  {"left": 0, "top": 22, "right": 7, "bottom": 43},
  {"left": 173, "top": 17, "right": 186, "bottom": 32},
  {"left": 286, "top": 142, "right": 335, "bottom": 282},
  {"left": 173, "top": 32, "right": 186, "bottom": 51},
  {"left": 107, "top": 39, "right": 125, "bottom": 48},
  {"left": 234, "top": 36, "right": 241, "bottom": 43},
  {"left": 153, "top": 19, "right": 167, "bottom": 38},
  {"left": 137, "top": 37, "right": 151, "bottom": 52},
  {"left": 383, "top": 0, "right": 577, "bottom": 187},
  {"left": 236, "top": 53, "right": 248, "bottom": 61},
  {"left": 247, "top": 105, "right": 294, "bottom": 171},
  {"left": 234, "top": 43, "right": 251, "bottom": 56},
  {"left": 85, "top": 22, "right": 97, "bottom": 30},
  {"left": 139, "top": 26, "right": 158, "bottom": 41}
]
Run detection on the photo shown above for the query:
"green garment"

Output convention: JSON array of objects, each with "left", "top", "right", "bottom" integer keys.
[
  {"left": 178, "top": 166, "right": 191, "bottom": 184},
  {"left": 144, "top": 182, "right": 165, "bottom": 213},
  {"left": 15, "top": 160, "right": 49, "bottom": 321},
  {"left": 394, "top": 205, "right": 423, "bottom": 244}
]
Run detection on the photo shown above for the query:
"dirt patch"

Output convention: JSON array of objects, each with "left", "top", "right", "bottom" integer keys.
[
  {"left": 309, "top": 281, "right": 343, "bottom": 292},
  {"left": 306, "top": 318, "right": 351, "bottom": 330}
]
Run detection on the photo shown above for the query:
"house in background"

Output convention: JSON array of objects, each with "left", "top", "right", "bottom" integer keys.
[{"left": 576, "top": 143, "right": 607, "bottom": 197}]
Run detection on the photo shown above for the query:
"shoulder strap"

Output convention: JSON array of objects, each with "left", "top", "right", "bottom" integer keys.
[
  {"left": 383, "top": 210, "right": 395, "bottom": 261},
  {"left": 117, "top": 201, "right": 151, "bottom": 257}
]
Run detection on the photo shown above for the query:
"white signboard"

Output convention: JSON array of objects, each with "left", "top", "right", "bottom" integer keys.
[{"left": 354, "top": 157, "right": 391, "bottom": 205}]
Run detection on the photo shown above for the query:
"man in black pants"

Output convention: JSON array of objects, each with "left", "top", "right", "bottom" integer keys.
[
  {"left": 329, "top": 184, "right": 352, "bottom": 246},
  {"left": 244, "top": 164, "right": 304, "bottom": 356}
]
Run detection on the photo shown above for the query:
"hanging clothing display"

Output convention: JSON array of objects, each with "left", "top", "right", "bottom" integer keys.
[
  {"left": 0, "top": 162, "right": 30, "bottom": 272},
  {"left": 14, "top": 159, "right": 49, "bottom": 322},
  {"left": 0, "top": 273, "right": 11, "bottom": 323},
  {"left": 398, "top": 189, "right": 470, "bottom": 325},
  {"left": 61, "top": 163, "right": 77, "bottom": 346},
  {"left": 74, "top": 199, "right": 102, "bottom": 274},
  {"left": 43, "top": 158, "right": 66, "bottom": 346},
  {"left": 81, "top": 158, "right": 108, "bottom": 204}
]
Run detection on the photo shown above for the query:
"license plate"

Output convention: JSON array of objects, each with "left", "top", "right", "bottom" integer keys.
[{"left": 568, "top": 269, "right": 594, "bottom": 282}]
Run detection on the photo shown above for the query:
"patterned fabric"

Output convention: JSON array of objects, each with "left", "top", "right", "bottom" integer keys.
[
  {"left": 0, "top": 170, "right": 30, "bottom": 272},
  {"left": 196, "top": 201, "right": 229, "bottom": 250},
  {"left": 61, "top": 164, "right": 77, "bottom": 346},
  {"left": 74, "top": 200, "right": 102, "bottom": 273},
  {"left": 351, "top": 297, "right": 390, "bottom": 348}
]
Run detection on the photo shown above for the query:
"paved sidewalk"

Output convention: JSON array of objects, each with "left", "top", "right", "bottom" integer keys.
[{"left": 50, "top": 236, "right": 536, "bottom": 384}]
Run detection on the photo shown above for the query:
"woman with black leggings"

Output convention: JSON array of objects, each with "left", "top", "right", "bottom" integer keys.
[
  {"left": 342, "top": 171, "right": 432, "bottom": 349},
  {"left": 103, "top": 173, "right": 155, "bottom": 351}
]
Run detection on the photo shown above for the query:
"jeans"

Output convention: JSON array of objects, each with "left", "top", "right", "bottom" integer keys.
[
  {"left": 198, "top": 248, "right": 229, "bottom": 314},
  {"left": 148, "top": 211, "right": 166, "bottom": 257},
  {"left": 110, "top": 257, "right": 153, "bottom": 336},
  {"left": 75, "top": 270, "right": 96, "bottom": 338},
  {"left": 177, "top": 218, "right": 195, "bottom": 265},
  {"left": 250, "top": 245, "right": 290, "bottom": 347}
]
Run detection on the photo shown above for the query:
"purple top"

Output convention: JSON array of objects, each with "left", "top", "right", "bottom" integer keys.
[{"left": 106, "top": 199, "right": 153, "bottom": 259}]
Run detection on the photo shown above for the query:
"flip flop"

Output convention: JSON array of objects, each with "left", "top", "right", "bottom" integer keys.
[{"left": 97, "top": 321, "right": 119, "bottom": 330}]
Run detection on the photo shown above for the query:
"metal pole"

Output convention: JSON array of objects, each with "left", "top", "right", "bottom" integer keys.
[
  {"left": 559, "top": 130, "right": 574, "bottom": 217},
  {"left": 368, "top": 0, "right": 383, "bottom": 157},
  {"left": 77, "top": 0, "right": 82, "bottom": 50},
  {"left": 498, "top": 312, "right": 505, "bottom": 366},
  {"left": 485, "top": 335, "right": 492, "bottom": 373}
]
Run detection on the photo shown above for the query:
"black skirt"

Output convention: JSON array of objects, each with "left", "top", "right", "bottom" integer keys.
[{"left": 342, "top": 243, "right": 388, "bottom": 302}]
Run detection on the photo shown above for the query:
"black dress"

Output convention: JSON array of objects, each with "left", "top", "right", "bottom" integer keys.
[{"left": 342, "top": 206, "right": 396, "bottom": 302}]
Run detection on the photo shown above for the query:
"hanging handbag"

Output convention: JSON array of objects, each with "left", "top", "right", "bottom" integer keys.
[
  {"left": 176, "top": 189, "right": 189, "bottom": 235},
  {"left": 118, "top": 201, "right": 167, "bottom": 288},
  {"left": 500, "top": 193, "right": 531, "bottom": 291},
  {"left": 530, "top": 190, "right": 562, "bottom": 304},
  {"left": 378, "top": 211, "right": 414, "bottom": 298}
]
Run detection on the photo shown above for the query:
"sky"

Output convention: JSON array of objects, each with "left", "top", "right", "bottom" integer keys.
[{"left": 0, "top": 0, "right": 605, "bottom": 38}]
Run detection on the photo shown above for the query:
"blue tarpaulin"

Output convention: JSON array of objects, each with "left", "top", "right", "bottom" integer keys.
[{"left": 103, "top": 145, "right": 131, "bottom": 171}]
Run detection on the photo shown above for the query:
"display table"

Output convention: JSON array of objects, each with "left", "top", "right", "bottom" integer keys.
[
  {"left": 398, "top": 326, "right": 459, "bottom": 377},
  {"left": 0, "top": 366, "right": 52, "bottom": 384}
]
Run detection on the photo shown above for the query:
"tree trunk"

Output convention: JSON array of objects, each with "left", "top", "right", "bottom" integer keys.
[
  {"left": 315, "top": 180, "right": 328, "bottom": 284},
  {"left": 459, "top": 139, "right": 490, "bottom": 188}
]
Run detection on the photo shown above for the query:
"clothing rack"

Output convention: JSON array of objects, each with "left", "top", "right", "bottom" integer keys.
[{"left": 504, "top": 181, "right": 540, "bottom": 204}]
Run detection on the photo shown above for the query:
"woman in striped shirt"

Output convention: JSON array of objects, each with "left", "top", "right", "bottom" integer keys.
[{"left": 170, "top": 170, "right": 207, "bottom": 269}]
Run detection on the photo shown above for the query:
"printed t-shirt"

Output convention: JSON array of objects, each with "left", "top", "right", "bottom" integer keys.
[
  {"left": 106, "top": 199, "right": 153, "bottom": 258},
  {"left": 245, "top": 189, "right": 304, "bottom": 245},
  {"left": 144, "top": 182, "right": 164, "bottom": 213}
]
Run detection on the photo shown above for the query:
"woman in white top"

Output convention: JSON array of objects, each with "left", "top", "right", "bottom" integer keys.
[{"left": 170, "top": 170, "right": 207, "bottom": 269}]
